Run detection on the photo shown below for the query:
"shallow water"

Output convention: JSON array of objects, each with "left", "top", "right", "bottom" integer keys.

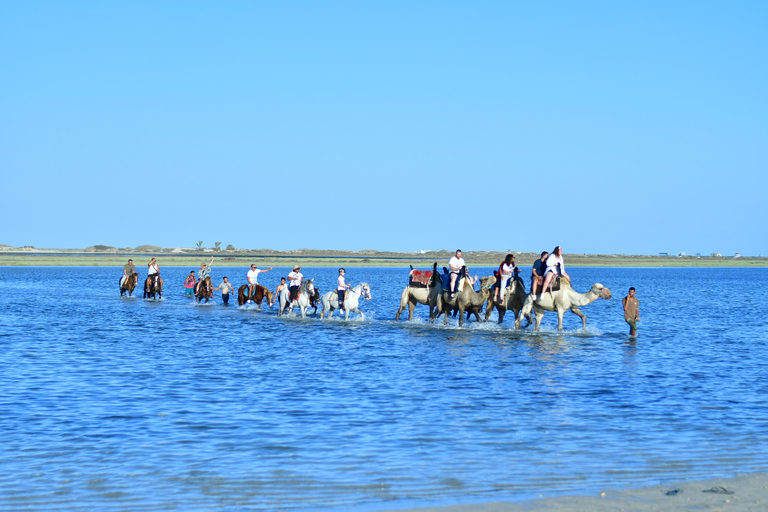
[{"left": 1, "top": 266, "right": 767, "bottom": 511}]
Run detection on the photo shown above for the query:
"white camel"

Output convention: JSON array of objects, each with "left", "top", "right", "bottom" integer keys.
[
  {"left": 515, "top": 278, "right": 612, "bottom": 331},
  {"left": 395, "top": 264, "right": 443, "bottom": 322},
  {"left": 320, "top": 283, "right": 372, "bottom": 320},
  {"left": 278, "top": 279, "right": 316, "bottom": 318}
]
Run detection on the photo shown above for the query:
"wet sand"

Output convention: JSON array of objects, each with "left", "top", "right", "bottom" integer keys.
[{"left": 385, "top": 472, "right": 768, "bottom": 512}]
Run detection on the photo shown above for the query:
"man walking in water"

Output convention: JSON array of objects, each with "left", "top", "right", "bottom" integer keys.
[{"left": 622, "top": 287, "right": 640, "bottom": 336}]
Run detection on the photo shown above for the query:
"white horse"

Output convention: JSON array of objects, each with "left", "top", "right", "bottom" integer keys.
[
  {"left": 278, "top": 279, "right": 315, "bottom": 318},
  {"left": 320, "top": 283, "right": 372, "bottom": 320}
]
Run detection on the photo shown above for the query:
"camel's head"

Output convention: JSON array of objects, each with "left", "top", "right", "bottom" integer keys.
[
  {"left": 479, "top": 275, "right": 496, "bottom": 289},
  {"left": 591, "top": 283, "right": 612, "bottom": 300}
]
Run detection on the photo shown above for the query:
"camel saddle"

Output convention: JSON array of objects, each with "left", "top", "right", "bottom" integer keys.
[
  {"left": 546, "top": 276, "right": 563, "bottom": 292},
  {"left": 409, "top": 270, "right": 433, "bottom": 288}
]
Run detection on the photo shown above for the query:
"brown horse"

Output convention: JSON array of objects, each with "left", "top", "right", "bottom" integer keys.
[
  {"left": 196, "top": 276, "right": 213, "bottom": 303},
  {"left": 237, "top": 284, "right": 274, "bottom": 307},
  {"left": 120, "top": 273, "right": 138, "bottom": 296},
  {"left": 144, "top": 275, "right": 163, "bottom": 299}
]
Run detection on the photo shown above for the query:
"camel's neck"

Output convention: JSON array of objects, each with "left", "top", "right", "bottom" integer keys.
[{"left": 568, "top": 288, "right": 599, "bottom": 306}]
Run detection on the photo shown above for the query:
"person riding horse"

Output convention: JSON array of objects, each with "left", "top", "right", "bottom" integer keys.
[
  {"left": 195, "top": 256, "right": 214, "bottom": 295},
  {"left": 287, "top": 266, "right": 303, "bottom": 304},
  {"left": 247, "top": 264, "right": 274, "bottom": 303}
]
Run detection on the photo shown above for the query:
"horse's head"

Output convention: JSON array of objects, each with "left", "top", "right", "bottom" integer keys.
[
  {"left": 264, "top": 288, "right": 274, "bottom": 307},
  {"left": 361, "top": 282, "right": 372, "bottom": 300},
  {"left": 305, "top": 279, "right": 314, "bottom": 295}
]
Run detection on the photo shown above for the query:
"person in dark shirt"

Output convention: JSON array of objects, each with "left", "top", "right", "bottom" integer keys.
[{"left": 530, "top": 251, "right": 549, "bottom": 297}]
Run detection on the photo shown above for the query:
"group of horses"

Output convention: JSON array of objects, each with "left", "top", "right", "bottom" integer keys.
[
  {"left": 119, "top": 272, "right": 373, "bottom": 321},
  {"left": 119, "top": 273, "right": 163, "bottom": 300}
]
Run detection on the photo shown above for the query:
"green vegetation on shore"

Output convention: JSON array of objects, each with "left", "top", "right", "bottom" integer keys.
[{"left": 0, "top": 247, "right": 765, "bottom": 268}]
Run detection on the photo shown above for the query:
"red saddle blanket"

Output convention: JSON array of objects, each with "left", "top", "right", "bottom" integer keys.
[{"left": 410, "top": 270, "right": 433, "bottom": 287}]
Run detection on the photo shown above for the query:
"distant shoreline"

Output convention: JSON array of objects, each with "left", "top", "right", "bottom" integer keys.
[{"left": 0, "top": 248, "right": 765, "bottom": 267}]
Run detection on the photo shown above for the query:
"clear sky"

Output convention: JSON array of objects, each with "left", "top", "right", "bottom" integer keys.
[{"left": 2, "top": 1, "right": 766, "bottom": 256}]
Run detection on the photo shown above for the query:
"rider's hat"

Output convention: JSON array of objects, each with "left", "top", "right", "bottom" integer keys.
[{"left": 293, "top": 265, "right": 301, "bottom": 271}]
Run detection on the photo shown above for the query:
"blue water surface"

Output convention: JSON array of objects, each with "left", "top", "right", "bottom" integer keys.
[{"left": 1, "top": 265, "right": 767, "bottom": 511}]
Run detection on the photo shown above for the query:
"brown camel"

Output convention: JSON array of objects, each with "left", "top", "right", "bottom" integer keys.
[
  {"left": 484, "top": 276, "right": 531, "bottom": 327},
  {"left": 440, "top": 275, "right": 496, "bottom": 326}
]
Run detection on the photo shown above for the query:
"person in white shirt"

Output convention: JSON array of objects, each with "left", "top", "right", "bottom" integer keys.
[
  {"left": 147, "top": 258, "right": 159, "bottom": 288},
  {"left": 495, "top": 254, "right": 519, "bottom": 303},
  {"left": 538, "top": 246, "right": 571, "bottom": 300},
  {"left": 337, "top": 268, "right": 351, "bottom": 313},
  {"left": 448, "top": 249, "right": 465, "bottom": 298},
  {"left": 287, "top": 266, "right": 303, "bottom": 303},
  {"left": 247, "top": 264, "right": 274, "bottom": 299}
]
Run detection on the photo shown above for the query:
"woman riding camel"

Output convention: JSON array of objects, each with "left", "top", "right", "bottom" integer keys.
[
  {"left": 537, "top": 246, "right": 570, "bottom": 301},
  {"left": 494, "top": 254, "right": 519, "bottom": 304}
]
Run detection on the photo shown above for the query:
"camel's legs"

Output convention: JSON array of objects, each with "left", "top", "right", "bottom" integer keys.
[{"left": 570, "top": 307, "right": 587, "bottom": 329}]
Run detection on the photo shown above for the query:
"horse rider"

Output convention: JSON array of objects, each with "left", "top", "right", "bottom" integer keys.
[
  {"left": 147, "top": 258, "right": 160, "bottom": 289},
  {"left": 538, "top": 246, "right": 571, "bottom": 301},
  {"left": 448, "top": 249, "right": 465, "bottom": 299},
  {"left": 121, "top": 258, "right": 135, "bottom": 289},
  {"left": 530, "top": 251, "right": 549, "bottom": 297},
  {"left": 247, "top": 264, "right": 274, "bottom": 301},
  {"left": 494, "top": 254, "right": 519, "bottom": 304},
  {"left": 195, "top": 256, "right": 214, "bottom": 294},
  {"left": 337, "top": 268, "right": 351, "bottom": 314},
  {"left": 287, "top": 265, "right": 303, "bottom": 303}
]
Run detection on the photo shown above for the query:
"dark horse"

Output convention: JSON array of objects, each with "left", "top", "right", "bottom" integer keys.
[
  {"left": 196, "top": 276, "right": 213, "bottom": 303},
  {"left": 120, "top": 273, "right": 139, "bottom": 296},
  {"left": 237, "top": 284, "right": 274, "bottom": 307},
  {"left": 144, "top": 275, "right": 163, "bottom": 299},
  {"left": 309, "top": 285, "right": 321, "bottom": 315}
]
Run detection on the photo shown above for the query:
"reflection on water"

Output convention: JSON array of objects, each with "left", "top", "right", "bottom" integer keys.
[{"left": 0, "top": 266, "right": 767, "bottom": 511}]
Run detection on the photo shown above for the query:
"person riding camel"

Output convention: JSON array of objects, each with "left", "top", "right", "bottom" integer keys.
[
  {"left": 247, "top": 264, "right": 274, "bottom": 302},
  {"left": 537, "top": 246, "right": 571, "bottom": 301},
  {"left": 121, "top": 259, "right": 135, "bottom": 289},
  {"left": 494, "top": 254, "right": 519, "bottom": 304},
  {"left": 530, "top": 251, "right": 549, "bottom": 297},
  {"left": 195, "top": 256, "right": 214, "bottom": 295},
  {"left": 448, "top": 249, "right": 465, "bottom": 299},
  {"left": 287, "top": 265, "right": 303, "bottom": 303}
]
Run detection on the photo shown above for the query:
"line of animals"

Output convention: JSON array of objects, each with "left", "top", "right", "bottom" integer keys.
[{"left": 119, "top": 264, "right": 611, "bottom": 331}]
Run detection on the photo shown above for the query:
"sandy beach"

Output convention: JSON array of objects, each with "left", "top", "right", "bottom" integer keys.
[{"left": 388, "top": 472, "right": 768, "bottom": 512}]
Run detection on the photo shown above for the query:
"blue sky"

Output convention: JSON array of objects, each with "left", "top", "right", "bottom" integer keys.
[{"left": 2, "top": 1, "right": 766, "bottom": 255}]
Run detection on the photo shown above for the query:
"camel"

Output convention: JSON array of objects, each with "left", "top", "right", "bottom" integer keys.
[
  {"left": 395, "top": 263, "right": 443, "bottom": 322},
  {"left": 484, "top": 276, "right": 531, "bottom": 327},
  {"left": 120, "top": 273, "right": 138, "bottom": 296},
  {"left": 440, "top": 275, "right": 496, "bottom": 326},
  {"left": 515, "top": 278, "right": 611, "bottom": 331}
]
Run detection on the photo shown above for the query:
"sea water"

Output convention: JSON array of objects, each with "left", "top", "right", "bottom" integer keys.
[{"left": 1, "top": 266, "right": 767, "bottom": 511}]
